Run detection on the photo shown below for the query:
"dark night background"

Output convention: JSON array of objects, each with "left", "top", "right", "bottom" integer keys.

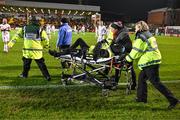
[{"left": 18, "top": 0, "right": 180, "bottom": 22}]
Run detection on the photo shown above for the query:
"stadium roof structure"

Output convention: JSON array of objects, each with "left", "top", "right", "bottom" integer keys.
[
  {"left": 0, "top": 0, "right": 100, "bottom": 16},
  {"left": 148, "top": 7, "right": 180, "bottom": 13},
  {"left": 148, "top": 7, "right": 168, "bottom": 13}
]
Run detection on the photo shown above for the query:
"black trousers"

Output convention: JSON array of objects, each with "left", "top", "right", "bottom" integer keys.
[
  {"left": 137, "top": 64, "right": 178, "bottom": 103},
  {"left": 58, "top": 45, "right": 70, "bottom": 51},
  {"left": 115, "top": 62, "right": 136, "bottom": 87},
  {"left": 58, "top": 45, "right": 71, "bottom": 68},
  {"left": 70, "top": 38, "right": 89, "bottom": 50},
  {"left": 22, "top": 57, "right": 50, "bottom": 79}
]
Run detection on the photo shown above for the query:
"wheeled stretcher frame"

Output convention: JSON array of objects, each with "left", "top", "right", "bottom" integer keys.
[{"left": 58, "top": 53, "right": 133, "bottom": 95}]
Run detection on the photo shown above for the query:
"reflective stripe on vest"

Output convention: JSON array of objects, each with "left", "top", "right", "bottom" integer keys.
[
  {"left": 139, "top": 34, "right": 158, "bottom": 52},
  {"left": 127, "top": 54, "right": 134, "bottom": 60},
  {"left": 23, "top": 26, "right": 41, "bottom": 41},
  {"left": 23, "top": 48, "right": 43, "bottom": 51},
  {"left": 133, "top": 46, "right": 158, "bottom": 53},
  {"left": 138, "top": 59, "right": 161, "bottom": 67}
]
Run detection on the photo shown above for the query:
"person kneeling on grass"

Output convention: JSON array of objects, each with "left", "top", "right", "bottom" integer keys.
[{"left": 125, "top": 20, "right": 179, "bottom": 109}]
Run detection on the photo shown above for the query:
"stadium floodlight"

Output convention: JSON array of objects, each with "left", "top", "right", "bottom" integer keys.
[
  {"left": 80, "top": 11, "right": 85, "bottom": 16},
  {"left": 11, "top": 7, "right": 15, "bottom": 12},
  {"left": 34, "top": 8, "right": 37, "bottom": 13},
  {"left": 3, "top": 6, "right": 8, "bottom": 11},
  {"left": 88, "top": 12, "right": 92, "bottom": 15},
  {"left": 26, "top": 8, "right": 31, "bottom": 13},
  {"left": 68, "top": 10, "right": 71, "bottom": 15},
  {"left": 74, "top": 11, "right": 78, "bottom": 15},
  {"left": 41, "top": 9, "right": 44, "bottom": 14},
  {"left": 18, "top": 7, "right": 24, "bottom": 13},
  {"left": 55, "top": 9, "right": 58, "bottom": 14},
  {"left": 48, "top": 9, "right": 51, "bottom": 14},
  {"left": 61, "top": 10, "right": 64, "bottom": 15}
]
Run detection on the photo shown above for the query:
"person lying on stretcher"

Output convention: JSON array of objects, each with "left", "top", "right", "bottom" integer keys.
[{"left": 49, "top": 37, "right": 125, "bottom": 61}]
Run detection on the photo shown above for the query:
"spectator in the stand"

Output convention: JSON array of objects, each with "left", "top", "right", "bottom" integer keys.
[
  {"left": 155, "top": 28, "right": 159, "bottom": 36},
  {"left": 77, "top": 25, "right": 81, "bottom": 34}
]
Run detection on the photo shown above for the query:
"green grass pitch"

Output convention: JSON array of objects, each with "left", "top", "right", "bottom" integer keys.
[{"left": 0, "top": 31, "right": 179, "bottom": 119}]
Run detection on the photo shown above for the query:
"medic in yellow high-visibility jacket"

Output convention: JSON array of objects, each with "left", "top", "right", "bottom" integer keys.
[{"left": 8, "top": 18, "right": 51, "bottom": 81}]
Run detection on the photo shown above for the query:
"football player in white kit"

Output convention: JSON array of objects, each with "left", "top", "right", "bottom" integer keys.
[
  {"left": 46, "top": 23, "right": 51, "bottom": 39},
  {"left": 0, "top": 18, "right": 11, "bottom": 53},
  {"left": 96, "top": 21, "right": 107, "bottom": 42},
  {"left": 81, "top": 25, "right": 86, "bottom": 35},
  {"left": 51, "top": 24, "right": 56, "bottom": 35}
]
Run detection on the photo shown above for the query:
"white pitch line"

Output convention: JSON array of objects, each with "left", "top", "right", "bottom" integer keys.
[{"left": 0, "top": 80, "right": 180, "bottom": 90}]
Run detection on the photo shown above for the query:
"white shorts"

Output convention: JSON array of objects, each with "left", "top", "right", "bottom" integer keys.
[
  {"left": 97, "top": 36, "right": 103, "bottom": 42},
  {"left": 2, "top": 32, "right": 10, "bottom": 42}
]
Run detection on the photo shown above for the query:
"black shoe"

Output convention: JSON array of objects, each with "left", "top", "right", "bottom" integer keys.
[
  {"left": 46, "top": 76, "right": 51, "bottom": 81},
  {"left": 111, "top": 85, "right": 118, "bottom": 90},
  {"left": 168, "top": 100, "right": 179, "bottom": 110},
  {"left": 110, "top": 82, "right": 118, "bottom": 90},
  {"left": 135, "top": 98, "right": 147, "bottom": 103},
  {"left": 19, "top": 74, "right": 27, "bottom": 78},
  {"left": 130, "top": 85, "right": 136, "bottom": 90}
]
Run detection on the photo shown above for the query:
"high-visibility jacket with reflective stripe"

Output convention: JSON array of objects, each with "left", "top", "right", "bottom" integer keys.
[
  {"left": 88, "top": 40, "right": 112, "bottom": 57},
  {"left": 8, "top": 24, "right": 50, "bottom": 59},
  {"left": 102, "top": 31, "right": 113, "bottom": 57},
  {"left": 126, "top": 31, "right": 161, "bottom": 70},
  {"left": 88, "top": 31, "right": 113, "bottom": 57}
]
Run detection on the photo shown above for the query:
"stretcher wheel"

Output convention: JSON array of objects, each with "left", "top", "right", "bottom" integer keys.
[
  {"left": 61, "top": 79, "right": 68, "bottom": 86},
  {"left": 102, "top": 89, "right": 109, "bottom": 97},
  {"left": 125, "top": 69, "right": 133, "bottom": 95},
  {"left": 126, "top": 87, "right": 131, "bottom": 95}
]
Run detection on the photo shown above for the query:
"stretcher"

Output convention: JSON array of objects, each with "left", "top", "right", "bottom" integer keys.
[{"left": 56, "top": 51, "right": 133, "bottom": 96}]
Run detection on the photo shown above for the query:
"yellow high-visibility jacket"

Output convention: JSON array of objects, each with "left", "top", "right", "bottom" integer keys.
[
  {"left": 126, "top": 31, "right": 161, "bottom": 70},
  {"left": 89, "top": 31, "right": 113, "bottom": 57},
  {"left": 8, "top": 24, "right": 50, "bottom": 59}
]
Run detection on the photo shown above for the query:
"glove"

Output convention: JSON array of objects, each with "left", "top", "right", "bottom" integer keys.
[
  {"left": 122, "top": 58, "right": 133, "bottom": 69},
  {"left": 123, "top": 57, "right": 132, "bottom": 63},
  {"left": 118, "top": 54, "right": 126, "bottom": 61}
]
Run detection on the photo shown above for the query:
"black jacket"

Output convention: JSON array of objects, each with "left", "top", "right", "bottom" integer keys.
[{"left": 112, "top": 27, "right": 132, "bottom": 54}]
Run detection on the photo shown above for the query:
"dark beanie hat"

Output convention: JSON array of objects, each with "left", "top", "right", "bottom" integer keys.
[
  {"left": 111, "top": 21, "right": 123, "bottom": 30},
  {"left": 61, "top": 17, "right": 68, "bottom": 23}
]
